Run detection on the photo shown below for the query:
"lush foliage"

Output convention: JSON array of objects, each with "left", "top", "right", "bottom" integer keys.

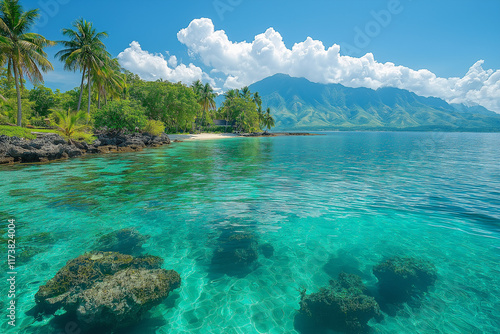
[
  {"left": 142, "top": 119, "right": 164, "bottom": 136},
  {"left": 56, "top": 18, "right": 110, "bottom": 114},
  {"left": 217, "top": 87, "right": 274, "bottom": 133},
  {"left": 192, "top": 80, "right": 216, "bottom": 128},
  {"left": 54, "top": 109, "right": 88, "bottom": 139},
  {"left": 29, "top": 86, "right": 56, "bottom": 117},
  {"left": 92, "top": 100, "right": 147, "bottom": 132},
  {"left": 0, "top": 2, "right": 274, "bottom": 136},
  {"left": 0, "top": 0, "right": 55, "bottom": 126},
  {"left": 129, "top": 79, "right": 199, "bottom": 132}
]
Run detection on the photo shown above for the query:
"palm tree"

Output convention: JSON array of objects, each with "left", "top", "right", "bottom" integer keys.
[
  {"left": 263, "top": 108, "right": 275, "bottom": 133},
  {"left": 0, "top": 0, "right": 55, "bottom": 126},
  {"left": 257, "top": 106, "right": 265, "bottom": 130},
  {"left": 240, "top": 86, "right": 251, "bottom": 100},
  {"left": 198, "top": 83, "right": 216, "bottom": 129},
  {"left": 191, "top": 79, "right": 203, "bottom": 97},
  {"left": 223, "top": 89, "right": 237, "bottom": 126},
  {"left": 93, "top": 57, "right": 125, "bottom": 108},
  {"left": 190, "top": 79, "right": 204, "bottom": 131},
  {"left": 253, "top": 92, "right": 262, "bottom": 108},
  {"left": 56, "top": 18, "right": 109, "bottom": 115}
]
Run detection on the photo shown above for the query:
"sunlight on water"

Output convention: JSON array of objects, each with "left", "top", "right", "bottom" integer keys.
[{"left": 0, "top": 132, "right": 499, "bottom": 333}]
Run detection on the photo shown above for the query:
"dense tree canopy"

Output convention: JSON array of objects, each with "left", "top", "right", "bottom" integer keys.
[{"left": 0, "top": 1, "right": 275, "bottom": 135}]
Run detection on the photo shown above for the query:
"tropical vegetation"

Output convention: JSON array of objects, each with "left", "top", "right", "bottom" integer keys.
[
  {"left": 0, "top": 0, "right": 275, "bottom": 140},
  {"left": 0, "top": 0, "right": 55, "bottom": 126}
]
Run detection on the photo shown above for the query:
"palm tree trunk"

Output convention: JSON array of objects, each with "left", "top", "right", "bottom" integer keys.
[
  {"left": 77, "top": 64, "right": 86, "bottom": 111},
  {"left": 98, "top": 90, "right": 101, "bottom": 109},
  {"left": 13, "top": 64, "right": 22, "bottom": 127},
  {"left": 87, "top": 68, "right": 91, "bottom": 115}
]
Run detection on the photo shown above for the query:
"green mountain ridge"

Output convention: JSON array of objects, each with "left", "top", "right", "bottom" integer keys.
[{"left": 247, "top": 74, "right": 500, "bottom": 131}]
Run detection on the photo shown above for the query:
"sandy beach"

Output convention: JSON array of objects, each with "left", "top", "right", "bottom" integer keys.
[{"left": 168, "top": 133, "right": 242, "bottom": 141}]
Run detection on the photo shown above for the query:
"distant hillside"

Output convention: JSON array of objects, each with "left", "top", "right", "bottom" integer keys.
[{"left": 246, "top": 74, "right": 500, "bottom": 131}]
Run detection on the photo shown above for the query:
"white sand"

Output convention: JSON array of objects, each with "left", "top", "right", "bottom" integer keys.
[{"left": 168, "top": 133, "right": 241, "bottom": 141}]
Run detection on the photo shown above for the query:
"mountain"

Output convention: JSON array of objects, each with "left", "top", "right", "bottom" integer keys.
[{"left": 247, "top": 74, "right": 500, "bottom": 131}]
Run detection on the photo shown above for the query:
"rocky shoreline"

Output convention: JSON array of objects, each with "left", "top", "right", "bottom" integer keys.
[
  {"left": 0, "top": 131, "right": 170, "bottom": 165},
  {"left": 241, "top": 132, "right": 321, "bottom": 137},
  {"left": 0, "top": 131, "right": 321, "bottom": 165}
]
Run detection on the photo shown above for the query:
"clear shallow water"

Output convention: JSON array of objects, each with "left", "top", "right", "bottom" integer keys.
[{"left": 0, "top": 131, "right": 499, "bottom": 333}]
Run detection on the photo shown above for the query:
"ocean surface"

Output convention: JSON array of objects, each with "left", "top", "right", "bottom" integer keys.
[{"left": 0, "top": 131, "right": 499, "bottom": 333}]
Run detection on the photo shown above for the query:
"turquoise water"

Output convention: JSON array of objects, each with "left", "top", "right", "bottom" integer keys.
[{"left": 1, "top": 132, "right": 499, "bottom": 333}]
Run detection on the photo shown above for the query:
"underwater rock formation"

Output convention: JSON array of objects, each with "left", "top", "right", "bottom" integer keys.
[
  {"left": 65, "top": 268, "right": 180, "bottom": 328},
  {"left": 211, "top": 230, "right": 259, "bottom": 276},
  {"left": 259, "top": 243, "right": 274, "bottom": 258},
  {"left": 299, "top": 273, "right": 381, "bottom": 333},
  {"left": 93, "top": 228, "right": 149, "bottom": 255},
  {"left": 373, "top": 256, "right": 437, "bottom": 303},
  {"left": 35, "top": 251, "right": 179, "bottom": 330}
]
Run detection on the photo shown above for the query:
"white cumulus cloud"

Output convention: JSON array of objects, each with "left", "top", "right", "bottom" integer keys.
[
  {"left": 117, "top": 41, "right": 209, "bottom": 85},
  {"left": 177, "top": 18, "right": 500, "bottom": 113}
]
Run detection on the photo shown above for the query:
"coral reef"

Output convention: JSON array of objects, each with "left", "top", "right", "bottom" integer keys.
[
  {"left": 65, "top": 268, "right": 180, "bottom": 329},
  {"left": 34, "top": 251, "right": 178, "bottom": 331},
  {"left": 299, "top": 273, "right": 381, "bottom": 333},
  {"left": 259, "top": 243, "right": 274, "bottom": 258},
  {"left": 373, "top": 256, "right": 437, "bottom": 303},
  {"left": 211, "top": 230, "right": 259, "bottom": 276}
]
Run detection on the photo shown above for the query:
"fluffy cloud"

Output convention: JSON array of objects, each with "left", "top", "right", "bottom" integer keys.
[
  {"left": 117, "top": 41, "right": 208, "bottom": 85},
  {"left": 178, "top": 18, "right": 500, "bottom": 112}
]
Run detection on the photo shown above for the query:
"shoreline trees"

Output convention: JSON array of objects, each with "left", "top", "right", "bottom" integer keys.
[
  {"left": 0, "top": 0, "right": 276, "bottom": 135},
  {"left": 0, "top": 0, "right": 54, "bottom": 126},
  {"left": 56, "top": 18, "right": 110, "bottom": 115},
  {"left": 217, "top": 86, "right": 273, "bottom": 133}
]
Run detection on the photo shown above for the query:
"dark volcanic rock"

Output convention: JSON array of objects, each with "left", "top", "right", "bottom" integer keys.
[
  {"left": 35, "top": 251, "right": 179, "bottom": 331},
  {"left": 0, "top": 134, "right": 83, "bottom": 163},
  {"left": 259, "top": 243, "right": 274, "bottom": 258},
  {"left": 298, "top": 273, "right": 381, "bottom": 333},
  {"left": 211, "top": 229, "right": 259, "bottom": 276},
  {"left": 93, "top": 228, "right": 150, "bottom": 255},
  {"left": 0, "top": 131, "right": 170, "bottom": 164},
  {"left": 373, "top": 256, "right": 437, "bottom": 304}
]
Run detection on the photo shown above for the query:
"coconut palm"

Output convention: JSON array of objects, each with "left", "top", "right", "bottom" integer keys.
[
  {"left": 56, "top": 18, "right": 109, "bottom": 114},
  {"left": 191, "top": 79, "right": 203, "bottom": 97},
  {"left": 0, "top": 0, "right": 55, "bottom": 126},
  {"left": 223, "top": 89, "right": 237, "bottom": 125},
  {"left": 263, "top": 107, "right": 275, "bottom": 133},
  {"left": 93, "top": 57, "right": 126, "bottom": 108},
  {"left": 200, "top": 83, "right": 217, "bottom": 125},
  {"left": 240, "top": 86, "right": 251, "bottom": 100},
  {"left": 198, "top": 83, "right": 216, "bottom": 128},
  {"left": 253, "top": 92, "right": 262, "bottom": 108}
]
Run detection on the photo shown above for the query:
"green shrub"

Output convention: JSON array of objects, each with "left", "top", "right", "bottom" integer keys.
[
  {"left": 54, "top": 110, "right": 89, "bottom": 140},
  {"left": 72, "top": 131, "right": 96, "bottom": 144},
  {"left": 142, "top": 120, "right": 164, "bottom": 136},
  {"left": 93, "top": 100, "right": 147, "bottom": 132}
]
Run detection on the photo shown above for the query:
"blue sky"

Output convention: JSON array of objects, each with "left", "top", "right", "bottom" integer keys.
[{"left": 22, "top": 0, "right": 500, "bottom": 111}]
